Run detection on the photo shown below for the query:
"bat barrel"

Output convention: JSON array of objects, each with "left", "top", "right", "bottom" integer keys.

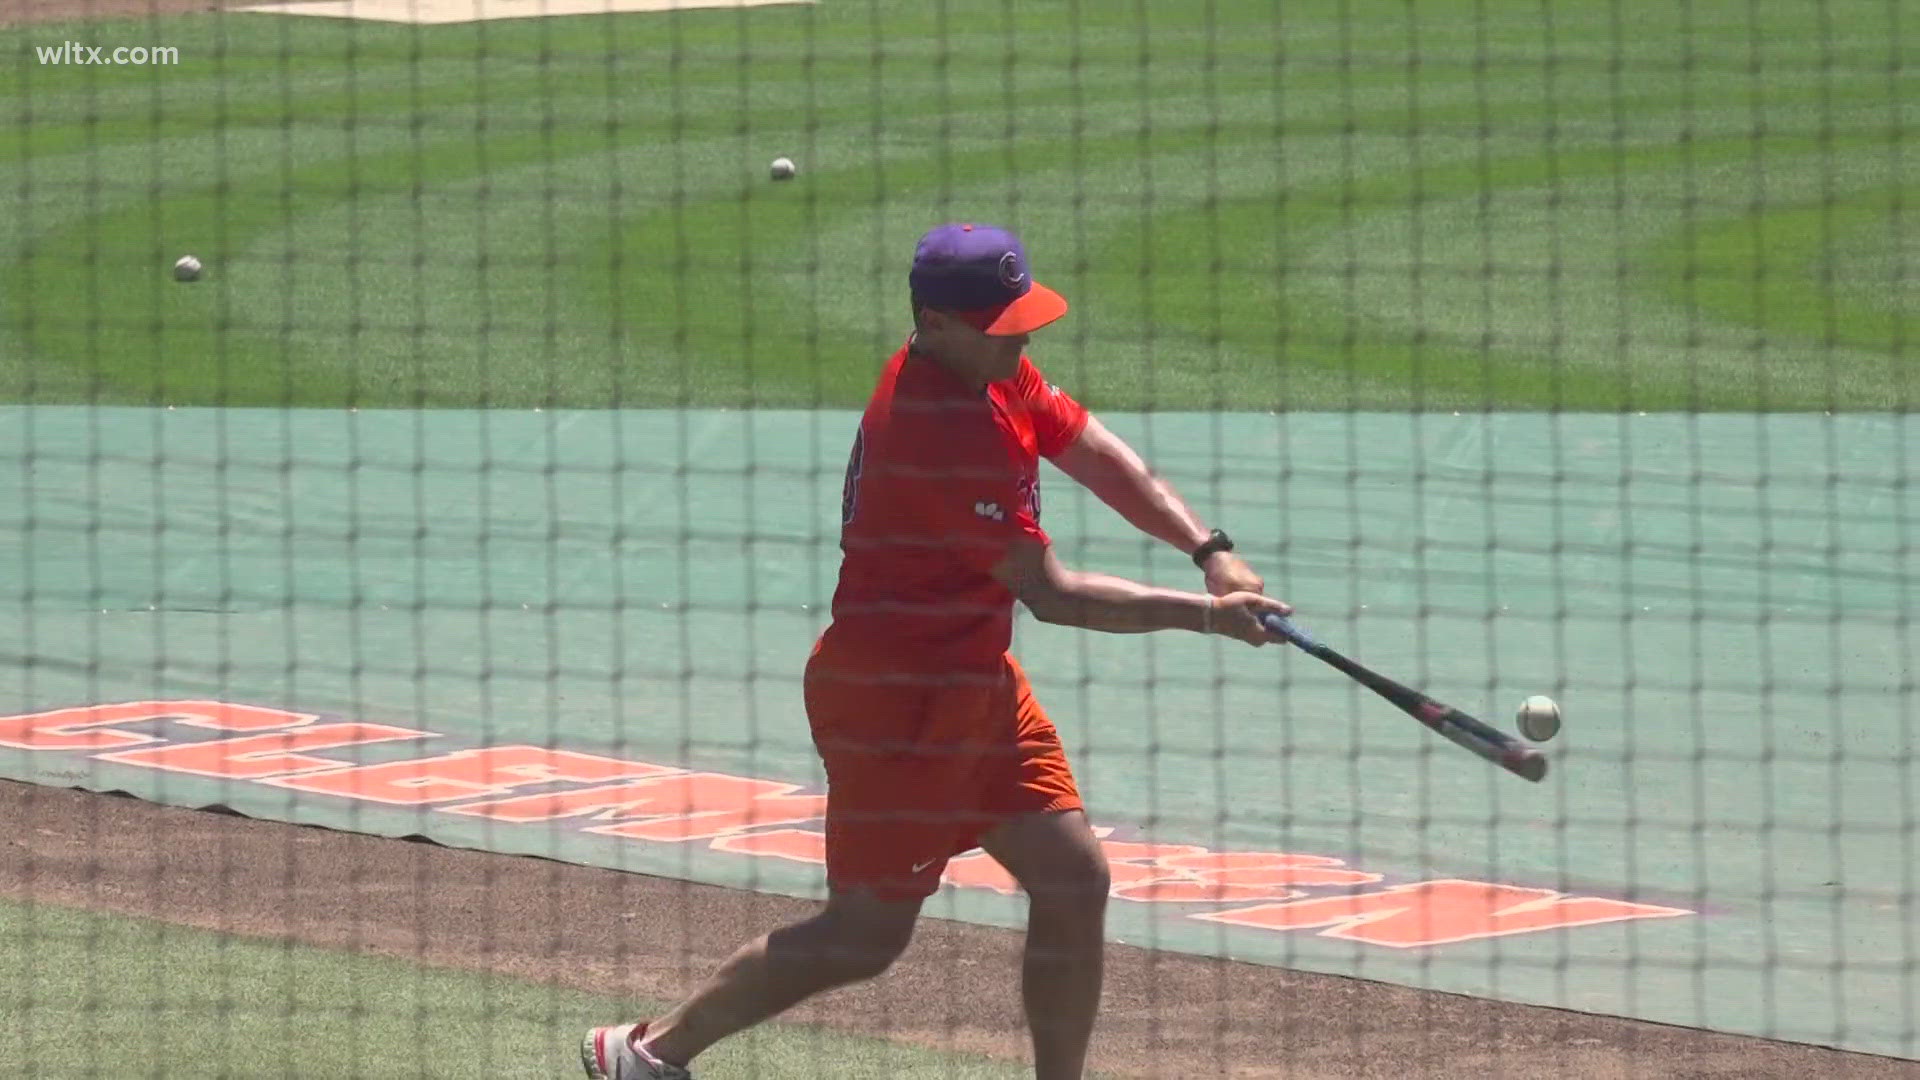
[{"left": 1256, "top": 612, "right": 1547, "bottom": 783}]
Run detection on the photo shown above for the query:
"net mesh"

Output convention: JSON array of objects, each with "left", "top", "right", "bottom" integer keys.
[{"left": 1, "top": 0, "right": 1915, "bottom": 1075}]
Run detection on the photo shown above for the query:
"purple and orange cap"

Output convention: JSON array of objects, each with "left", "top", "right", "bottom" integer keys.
[{"left": 909, "top": 223, "right": 1067, "bottom": 336}]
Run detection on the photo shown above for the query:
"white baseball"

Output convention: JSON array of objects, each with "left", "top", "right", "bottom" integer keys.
[
  {"left": 1516, "top": 695, "right": 1561, "bottom": 742},
  {"left": 173, "top": 255, "right": 202, "bottom": 282},
  {"left": 769, "top": 156, "right": 797, "bottom": 180}
]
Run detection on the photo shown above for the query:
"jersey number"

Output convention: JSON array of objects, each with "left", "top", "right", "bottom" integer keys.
[{"left": 840, "top": 426, "right": 865, "bottom": 525}]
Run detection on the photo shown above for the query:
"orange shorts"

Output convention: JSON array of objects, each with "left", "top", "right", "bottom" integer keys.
[{"left": 803, "top": 638, "right": 1082, "bottom": 902}]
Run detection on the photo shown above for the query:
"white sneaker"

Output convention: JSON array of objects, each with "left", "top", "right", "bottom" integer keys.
[{"left": 580, "top": 1022, "right": 693, "bottom": 1080}]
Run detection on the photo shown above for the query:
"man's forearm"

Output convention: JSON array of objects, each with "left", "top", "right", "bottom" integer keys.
[
  {"left": 1038, "top": 571, "right": 1212, "bottom": 634},
  {"left": 1058, "top": 425, "right": 1213, "bottom": 555},
  {"left": 1095, "top": 469, "right": 1211, "bottom": 555}
]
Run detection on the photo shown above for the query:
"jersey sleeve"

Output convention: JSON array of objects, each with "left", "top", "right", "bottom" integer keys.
[
  {"left": 1015, "top": 357, "right": 1090, "bottom": 459},
  {"left": 904, "top": 424, "right": 1049, "bottom": 573}
]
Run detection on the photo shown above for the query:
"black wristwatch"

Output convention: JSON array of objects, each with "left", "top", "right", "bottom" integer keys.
[{"left": 1190, "top": 528, "right": 1234, "bottom": 568}]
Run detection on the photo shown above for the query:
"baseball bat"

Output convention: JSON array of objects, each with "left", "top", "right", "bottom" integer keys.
[{"left": 1257, "top": 612, "right": 1547, "bottom": 783}]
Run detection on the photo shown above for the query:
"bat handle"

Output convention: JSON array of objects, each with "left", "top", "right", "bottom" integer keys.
[{"left": 1257, "top": 612, "right": 1320, "bottom": 652}]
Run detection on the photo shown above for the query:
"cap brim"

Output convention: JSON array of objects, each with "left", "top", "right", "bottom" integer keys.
[{"left": 983, "top": 282, "right": 1068, "bottom": 336}]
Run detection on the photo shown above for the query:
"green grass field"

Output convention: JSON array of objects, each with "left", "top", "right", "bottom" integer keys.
[
  {"left": 2, "top": 0, "right": 1913, "bottom": 412},
  {"left": 0, "top": 897, "right": 1031, "bottom": 1078}
]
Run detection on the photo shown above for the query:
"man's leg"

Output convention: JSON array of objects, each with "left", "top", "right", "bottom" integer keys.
[
  {"left": 639, "top": 888, "right": 923, "bottom": 1067},
  {"left": 978, "top": 809, "right": 1111, "bottom": 1080}
]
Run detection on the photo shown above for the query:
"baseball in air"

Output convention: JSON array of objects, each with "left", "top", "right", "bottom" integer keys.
[
  {"left": 770, "top": 156, "right": 797, "bottom": 181},
  {"left": 1516, "top": 695, "right": 1561, "bottom": 742},
  {"left": 173, "top": 255, "right": 202, "bottom": 282}
]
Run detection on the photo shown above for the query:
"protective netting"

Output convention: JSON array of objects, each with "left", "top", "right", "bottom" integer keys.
[{"left": 1, "top": 1, "right": 1914, "bottom": 1076}]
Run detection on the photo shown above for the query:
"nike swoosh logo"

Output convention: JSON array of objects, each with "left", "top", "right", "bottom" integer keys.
[{"left": 911, "top": 858, "right": 937, "bottom": 874}]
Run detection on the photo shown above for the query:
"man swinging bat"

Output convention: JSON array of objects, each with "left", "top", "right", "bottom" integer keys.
[{"left": 584, "top": 222, "right": 1290, "bottom": 1080}]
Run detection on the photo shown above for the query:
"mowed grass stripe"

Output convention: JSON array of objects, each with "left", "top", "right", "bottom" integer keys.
[
  {"left": 0, "top": 0, "right": 1913, "bottom": 410},
  {"left": 5, "top": 47, "right": 1900, "bottom": 174},
  {"left": 7, "top": 106, "right": 1900, "bottom": 408},
  {"left": 14, "top": 125, "right": 1888, "bottom": 408}
]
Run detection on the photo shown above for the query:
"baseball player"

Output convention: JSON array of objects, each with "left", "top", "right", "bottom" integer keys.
[{"left": 585, "top": 222, "right": 1291, "bottom": 1080}]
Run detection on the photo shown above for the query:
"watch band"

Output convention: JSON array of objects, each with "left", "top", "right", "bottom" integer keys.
[{"left": 1190, "top": 528, "right": 1234, "bottom": 568}]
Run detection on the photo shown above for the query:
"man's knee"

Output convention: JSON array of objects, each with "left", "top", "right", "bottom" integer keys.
[
  {"left": 985, "top": 810, "right": 1113, "bottom": 914},
  {"left": 1025, "top": 846, "right": 1111, "bottom": 915},
  {"left": 796, "top": 891, "right": 919, "bottom": 981},
  {"left": 831, "top": 920, "right": 913, "bottom": 980}
]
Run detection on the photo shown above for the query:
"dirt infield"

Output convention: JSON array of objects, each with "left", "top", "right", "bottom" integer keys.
[
  {"left": 3, "top": 781, "right": 1914, "bottom": 1079},
  {"left": 0, "top": 0, "right": 229, "bottom": 25}
]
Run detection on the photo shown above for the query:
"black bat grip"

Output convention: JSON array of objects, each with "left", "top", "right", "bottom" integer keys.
[{"left": 1257, "top": 611, "right": 1321, "bottom": 652}]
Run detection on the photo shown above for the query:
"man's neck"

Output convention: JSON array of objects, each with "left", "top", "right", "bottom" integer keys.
[{"left": 907, "top": 333, "right": 988, "bottom": 391}]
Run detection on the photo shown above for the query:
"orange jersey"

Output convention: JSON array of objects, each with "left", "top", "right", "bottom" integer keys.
[{"left": 824, "top": 341, "right": 1089, "bottom": 673}]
